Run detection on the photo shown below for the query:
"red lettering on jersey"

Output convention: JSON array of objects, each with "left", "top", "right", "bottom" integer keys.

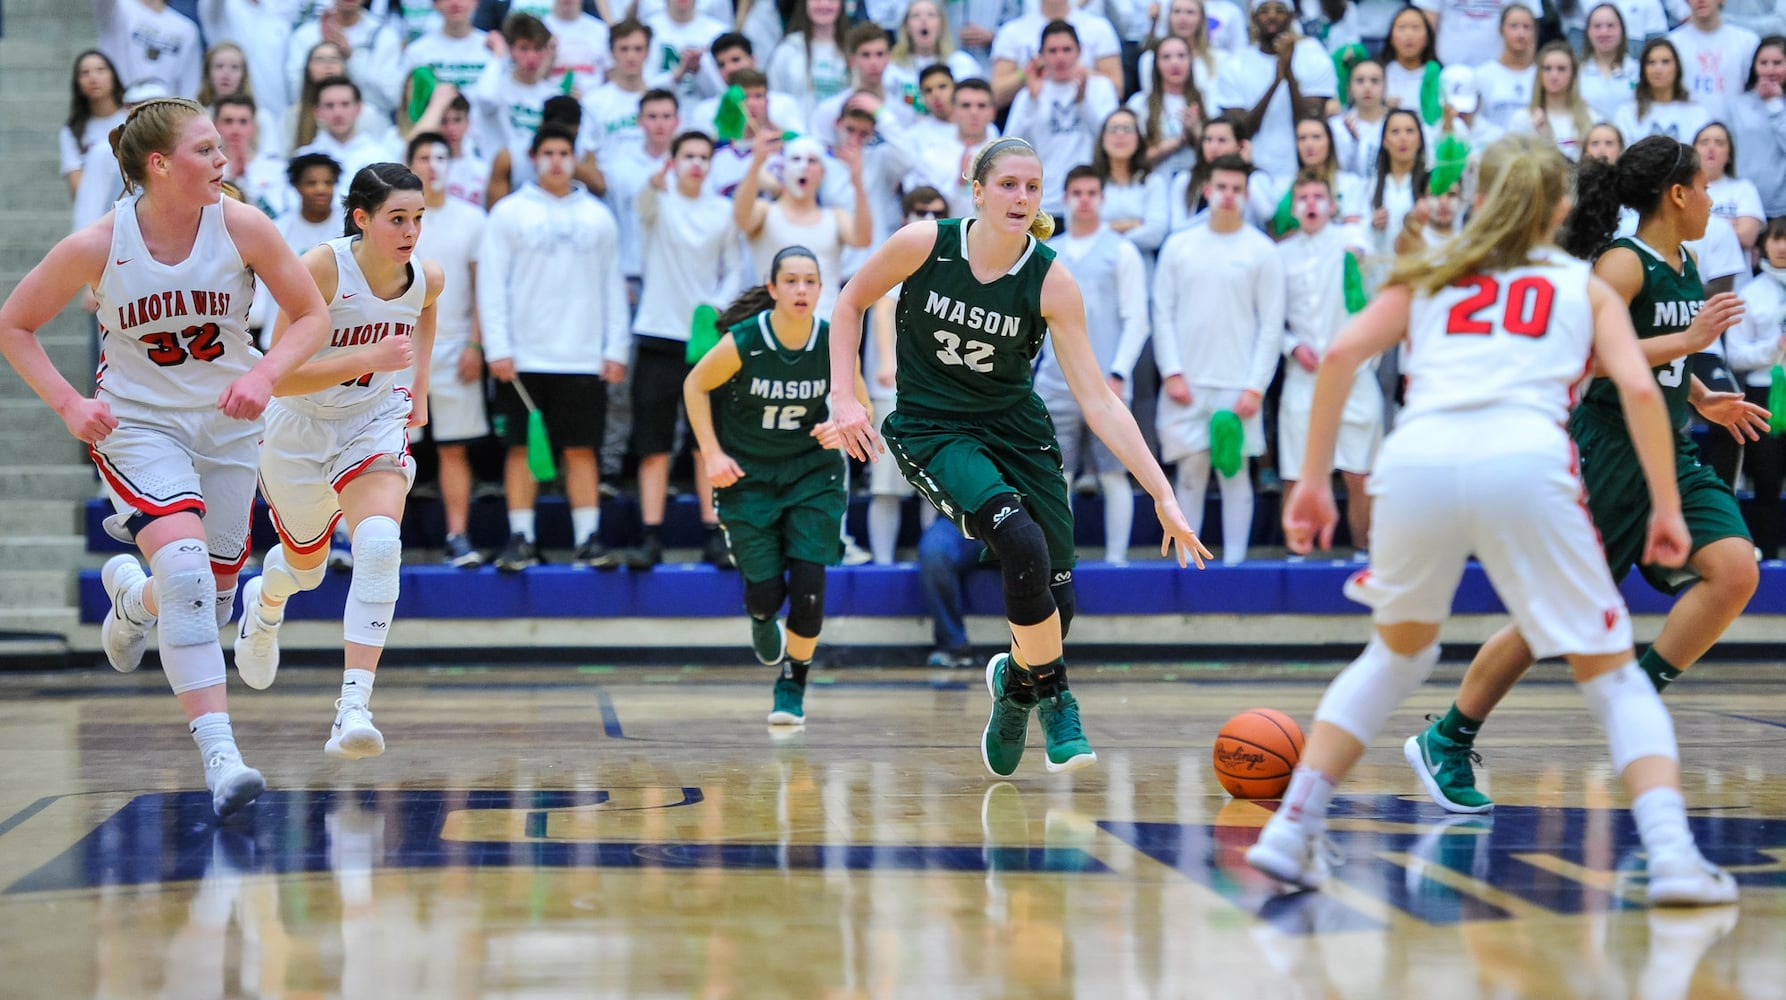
[{"left": 1603, "top": 608, "right": 1618, "bottom": 631}]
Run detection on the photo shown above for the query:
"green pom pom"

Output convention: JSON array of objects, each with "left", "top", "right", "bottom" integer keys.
[
  {"left": 686, "top": 304, "right": 721, "bottom": 364},
  {"left": 1420, "top": 60, "right": 1444, "bottom": 126},
  {"left": 1430, "top": 133, "right": 1472, "bottom": 196},
  {"left": 1271, "top": 185, "right": 1299, "bottom": 237},
  {"left": 1209, "top": 410, "right": 1244, "bottom": 479},
  {"left": 1343, "top": 251, "right": 1368, "bottom": 314},
  {"left": 406, "top": 65, "right": 437, "bottom": 124},
  {"left": 1769, "top": 365, "right": 1785, "bottom": 436}
]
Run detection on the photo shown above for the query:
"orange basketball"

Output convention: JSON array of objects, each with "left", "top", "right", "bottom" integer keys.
[{"left": 1212, "top": 708, "right": 1305, "bottom": 799}]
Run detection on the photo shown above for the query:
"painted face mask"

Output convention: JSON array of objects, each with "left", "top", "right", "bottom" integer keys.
[
  {"left": 782, "top": 137, "right": 826, "bottom": 194},
  {"left": 1295, "top": 189, "right": 1332, "bottom": 224}
]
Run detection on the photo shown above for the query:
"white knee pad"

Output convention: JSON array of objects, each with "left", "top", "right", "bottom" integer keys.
[
  {"left": 149, "top": 540, "right": 218, "bottom": 648},
  {"left": 1580, "top": 661, "right": 1678, "bottom": 772},
  {"left": 1314, "top": 637, "right": 1441, "bottom": 744},
  {"left": 260, "top": 545, "right": 327, "bottom": 604},
  {"left": 344, "top": 516, "right": 402, "bottom": 648},
  {"left": 349, "top": 517, "right": 403, "bottom": 603}
]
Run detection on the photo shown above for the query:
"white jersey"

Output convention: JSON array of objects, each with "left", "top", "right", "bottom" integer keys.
[
  {"left": 96, "top": 195, "right": 260, "bottom": 407},
  {"left": 295, "top": 236, "right": 427, "bottom": 414},
  {"left": 1396, "top": 250, "right": 1593, "bottom": 433}
]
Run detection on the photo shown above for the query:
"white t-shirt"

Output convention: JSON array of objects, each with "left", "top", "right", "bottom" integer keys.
[
  {"left": 1331, "top": 110, "right": 1387, "bottom": 177},
  {"left": 1383, "top": 60, "right": 1431, "bottom": 120},
  {"left": 546, "top": 12, "right": 611, "bottom": 96},
  {"left": 469, "top": 70, "right": 559, "bottom": 164},
  {"left": 1152, "top": 223, "right": 1285, "bottom": 393},
  {"left": 990, "top": 10, "right": 1122, "bottom": 72},
  {"left": 1471, "top": 61, "right": 1536, "bottom": 133},
  {"left": 1212, "top": 39, "right": 1339, "bottom": 183},
  {"left": 633, "top": 186, "right": 741, "bottom": 341},
  {"left": 1411, "top": 0, "right": 1541, "bottom": 69},
  {"left": 601, "top": 142, "right": 669, "bottom": 279},
  {"left": 414, "top": 196, "right": 485, "bottom": 340},
  {"left": 400, "top": 29, "right": 493, "bottom": 91},
  {"left": 92, "top": 0, "right": 202, "bottom": 96},
  {"left": 445, "top": 153, "right": 491, "bottom": 210},
  {"left": 1611, "top": 99, "right": 1710, "bottom": 144},
  {"left": 1666, "top": 22, "right": 1761, "bottom": 127},
  {"left": 646, "top": 13, "right": 730, "bottom": 106},
  {"left": 1578, "top": 56, "right": 1639, "bottom": 124},
  {"left": 767, "top": 35, "right": 852, "bottom": 132},
  {"left": 1708, "top": 175, "right": 1765, "bottom": 229},
  {"left": 882, "top": 52, "right": 985, "bottom": 120},
  {"left": 1684, "top": 213, "right": 1747, "bottom": 288},
  {"left": 579, "top": 81, "right": 647, "bottom": 157},
  {"left": 197, "top": 0, "right": 296, "bottom": 113},
  {"left": 67, "top": 111, "right": 130, "bottom": 234}
]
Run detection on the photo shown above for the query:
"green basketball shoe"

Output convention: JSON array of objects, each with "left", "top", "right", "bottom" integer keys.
[
  {"left": 1038, "top": 690, "right": 1096, "bottom": 773},
  {"left": 751, "top": 617, "right": 786, "bottom": 666},
  {"left": 1404, "top": 724, "right": 1493, "bottom": 813},
  {"left": 766, "top": 676, "right": 805, "bottom": 726},
  {"left": 981, "top": 654, "right": 1034, "bottom": 777}
]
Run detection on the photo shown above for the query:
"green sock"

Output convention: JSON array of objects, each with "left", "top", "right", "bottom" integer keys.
[
  {"left": 1434, "top": 704, "right": 1483, "bottom": 745},
  {"left": 1639, "top": 648, "right": 1681, "bottom": 693}
]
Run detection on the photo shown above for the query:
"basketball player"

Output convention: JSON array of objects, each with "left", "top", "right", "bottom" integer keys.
[
  {"left": 1406, "top": 135, "right": 1767, "bottom": 814},
  {"left": 0, "top": 98, "right": 331, "bottom": 816},
  {"left": 683, "top": 246, "right": 868, "bottom": 726},
  {"left": 1246, "top": 134, "right": 1739, "bottom": 907},
  {"left": 233, "top": 163, "right": 442, "bottom": 761},
  {"left": 824, "top": 137, "right": 1210, "bottom": 778}
]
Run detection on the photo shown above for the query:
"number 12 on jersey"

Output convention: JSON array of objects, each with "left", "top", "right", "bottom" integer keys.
[{"left": 1445, "top": 275, "right": 1557, "bottom": 338}]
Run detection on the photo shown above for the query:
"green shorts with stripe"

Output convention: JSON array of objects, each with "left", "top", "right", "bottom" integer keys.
[
  {"left": 882, "top": 394, "right": 1076, "bottom": 570},
  {"left": 714, "top": 449, "right": 847, "bottom": 582},
  {"left": 1571, "top": 410, "right": 1751, "bottom": 596}
]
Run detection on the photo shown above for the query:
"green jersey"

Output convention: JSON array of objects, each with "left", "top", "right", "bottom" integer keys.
[
  {"left": 893, "top": 218, "right": 1054, "bottom": 416},
  {"left": 719, "top": 312, "right": 833, "bottom": 468},
  {"left": 1576, "top": 237, "right": 1703, "bottom": 439}
]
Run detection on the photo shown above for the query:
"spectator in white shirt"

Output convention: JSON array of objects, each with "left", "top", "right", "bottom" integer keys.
[
  {"left": 1578, "top": 4, "right": 1641, "bottom": 122},
  {"left": 944, "top": 0, "right": 1008, "bottom": 65},
  {"left": 285, "top": 0, "right": 403, "bottom": 121},
  {"left": 646, "top": 0, "right": 730, "bottom": 108},
  {"left": 990, "top": 0, "right": 1125, "bottom": 108},
  {"left": 1296, "top": 0, "right": 1364, "bottom": 54},
  {"left": 1511, "top": 41, "right": 1598, "bottom": 159},
  {"left": 1667, "top": 0, "right": 1761, "bottom": 126},
  {"left": 1413, "top": 0, "right": 1541, "bottom": 69},
  {"left": 197, "top": 0, "right": 298, "bottom": 114},
  {"left": 92, "top": 0, "right": 202, "bottom": 97},
  {"left": 625, "top": 129, "right": 744, "bottom": 569},
  {"left": 1472, "top": 5, "right": 1539, "bottom": 133},
  {"left": 1379, "top": 6, "right": 1441, "bottom": 126},
  {"left": 545, "top": 0, "right": 612, "bottom": 94},
  {"left": 1137, "top": 0, "right": 1223, "bottom": 99},
  {"left": 1695, "top": 121, "right": 1766, "bottom": 256},
  {"left": 1154, "top": 154, "right": 1284, "bottom": 566},
  {"left": 1725, "top": 217, "right": 1785, "bottom": 558},
  {"left": 884, "top": 0, "right": 986, "bottom": 118},
  {"left": 687, "top": 35, "right": 805, "bottom": 137},
  {"left": 1724, "top": 35, "right": 1786, "bottom": 220},
  {"left": 470, "top": 13, "right": 563, "bottom": 171},
  {"left": 1131, "top": 34, "right": 1206, "bottom": 176},
  {"left": 1330, "top": 58, "right": 1388, "bottom": 176},
  {"left": 768, "top": 0, "right": 853, "bottom": 132},
  {"left": 1005, "top": 21, "right": 1121, "bottom": 217},
  {"left": 479, "top": 125, "right": 631, "bottom": 570},
  {"left": 903, "top": 75, "right": 1002, "bottom": 218},
  {"left": 1613, "top": 39, "right": 1711, "bottom": 142},
  {"left": 1094, "top": 108, "right": 1170, "bottom": 259},
  {"left": 284, "top": 41, "right": 392, "bottom": 154},
  {"left": 1212, "top": 0, "right": 1338, "bottom": 186},
  {"left": 400, "top": 0, "right": 493, "bottom": 92},
  {"left": 278, "top": 152, "right": 345, "bottom": 253},
  {"left": 197, "top": 43, "right": 283, "bottom": 150},
  {"left": 581, "top": 18, "right": 653, "bottom": 157},
  {"left": 294, "top": 77, "right": 399, "bottom": 187},
  {"left": 1151, "top": 0, "right": 1250, "bottom": 53},
  {"left": 1364, "top": 107, "right": 1429, "bottom": 256},
  {"left": 812, "top": 22, "right": 913, "bottom": 147},
  {"left": 60, "top": 50, "right": 126, "bottom": 214},
  {"left": 216, "top": 95, "right": 293, "bottom": 219},
  {"left": 486, "top": 94, "right": 607, "bottom": 205}
]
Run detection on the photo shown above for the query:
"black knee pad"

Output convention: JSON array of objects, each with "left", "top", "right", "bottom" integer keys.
[
  {"left": 1051, "top": 570, "right": 1075, "bottom": 638},
  {"left": 970, "top": 494, "right": 1055, "bottom": 628},
  {"left": 744, "top": 576, "right": 787, "bottom": 621},
  {"left": 785, "top": 559, "right": 826, "bottom": 638}
]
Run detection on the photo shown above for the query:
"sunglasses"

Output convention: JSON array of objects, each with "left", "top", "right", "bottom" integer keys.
[{"left": 908, "top": 207, "right": 946, "bottom": 219}]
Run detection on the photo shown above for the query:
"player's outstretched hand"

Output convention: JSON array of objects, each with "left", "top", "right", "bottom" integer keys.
[
  {"left": 1154, "top": 495, "right": 1211, "bottom": 569},
  {"left": 363, "top": 332, "right": 414, "bottom": 373},
  {"left": 1693, "top": 390, "right": 1770, "bottom": 442},
  {"left": 704, "top": 449, "right": 746, "bottom": 488},
  {"left": 58, "top": 396, "right": 117, "bottom": 443},
  {"left": 217, "top": 370, "right": 274, "bottom": 420},
  {"left": 1642, "top": 507, "right": 1690, "bottom": 569},
  {"left": 1282, "top": 479, "right": 1338, "bottom": 555},
  {"left": 1683, "top": 293, "right": 1744, "bottom": 351},
  {"left": 826, "top": 393, "right": 883, "bottom": 463}
]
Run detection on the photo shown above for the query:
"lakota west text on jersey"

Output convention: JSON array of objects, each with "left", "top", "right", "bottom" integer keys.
[
  {"left": 113, "top": 289, "right": 236, "bottom": 331},
  {"left": 330, "top": 321, "right": 414, "bottom": 349}
]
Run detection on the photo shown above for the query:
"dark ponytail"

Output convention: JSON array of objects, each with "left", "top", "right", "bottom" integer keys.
[
  {"left": 716, "top": 245, "right": 820, "bottom": 330},
  {"left": 342, "top": 162, "right": 423, "bottom": 238},
  {"left": 1559, "top": 135, "right": 1697, "bottom": 259}
]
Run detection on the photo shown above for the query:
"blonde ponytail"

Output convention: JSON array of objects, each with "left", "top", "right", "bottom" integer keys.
[
  {"left": 109, "top": 97, "right": 206, "bottom": 194},
  {"left": 1029, "top": 211, "right": 1055, "bottom": 241},
  {"left": 1387, "top": 133, "right": 1570, "bottom": 295}
]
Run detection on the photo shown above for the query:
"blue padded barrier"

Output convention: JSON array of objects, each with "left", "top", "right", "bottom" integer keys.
[{"left": 77, "top": 559, "right": 1786, "bottom": 624}]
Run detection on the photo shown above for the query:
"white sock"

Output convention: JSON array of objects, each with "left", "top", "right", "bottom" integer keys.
[
  {"left": 1099, "top": 472, "right": 1132, "bottom": 563},
  {"left": 120, "top": 573, "right": 153, "bottom": 625},
  {"left": 1217, "top": 463, "right": 1254, "bottom": 565},
  {"left": 1632, "top": 786, "right": 1694, "bottom": 858},
  {"left": 214, "top": 586, "right": 237, "bottom": 629},
  {"left": 571, "top": 505, "right": 598, "bottom": 545},
  {"left": 341, "top": 668, "right": 376, "bottom": 707},
  {"left": 868, "top": 496, "right": 902, "bottom": 565},
  {"left": 508, "top": 509, "right": 535, "bottom": 542},
  {"left": 1278, "top": 766, "right": 1336, "bottom": 835},
  {"left": 190, "top": 712, "right": 238, "bottom": 761}
]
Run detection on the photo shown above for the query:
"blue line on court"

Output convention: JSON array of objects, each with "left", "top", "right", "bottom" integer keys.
[
  {"left": 594, "top": 687, "right": 624, "bottom": 738},
  {"left": 0, "top": 796, "right": 60, "bottom": 839},
  {"left": 1716, "top": 713, "right": 1786, "bottom": 731}
]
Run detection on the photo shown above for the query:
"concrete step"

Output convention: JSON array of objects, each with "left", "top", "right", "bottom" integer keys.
[
  {"left": 0, "top": 606, "right": 82, "bottom": 639},
  {"left": 0, "top": 571, "right": 77, "bottom": 607},
  {"left": 0, "top": 500, "right": 84, "bottom": 536},
  {"left": 0, "top": 536, "right": 88, "bottom": 568},
  {"left": 0, "top": 432, "right": 87, "bottom": 467},
  {"left": 0, "top": 15, "right": 99, "bottom": 44},
  {"left": 0, "top": 466, "right": 99, "bottom": 501}
]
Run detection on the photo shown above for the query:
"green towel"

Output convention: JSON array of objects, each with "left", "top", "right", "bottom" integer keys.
[
  {"left": 1209, "top": 410, "right": 1244, "bottom": 478},
  {"left": 714, "top": 84, "right": 748, "bottom": 142},
  {"left": 1430, "top": 132, "right": 1471, "bottom": 197},
  {"left": 1769, "top": 365, "right": 1785, "bottom": 436},
  {"left": 526, "top": 410, "right": 557, "bottom": 482},
  {"left": 1343, "top": 251, "right": 1368, "bottom": 314},
  {"left": 1331, "top": 43, "right": 1369, "bottom": 107},
  {"left": 1271, "top": 184, "right": 1298, "bottom": 237},
  {"left": 1420, "top": 60, "right": 1444, "bottom": 126},
  {"left": 559, "top": 69, "right": 575, "bottom": 95},
  {"left": 685, "top": 304, "right": 721, "bottom": 364},
  {"left": 406, "top": 64, "right": 437, "bottom": 124}
]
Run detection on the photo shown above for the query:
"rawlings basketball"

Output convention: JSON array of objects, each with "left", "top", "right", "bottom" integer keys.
[{"left": 1212, "top": 708, "right": 1305, "bottom": 798}]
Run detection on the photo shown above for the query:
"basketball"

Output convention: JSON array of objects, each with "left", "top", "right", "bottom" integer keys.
[{"left": 1212, "top": 708, "right": 1305, "bottom": 798}]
